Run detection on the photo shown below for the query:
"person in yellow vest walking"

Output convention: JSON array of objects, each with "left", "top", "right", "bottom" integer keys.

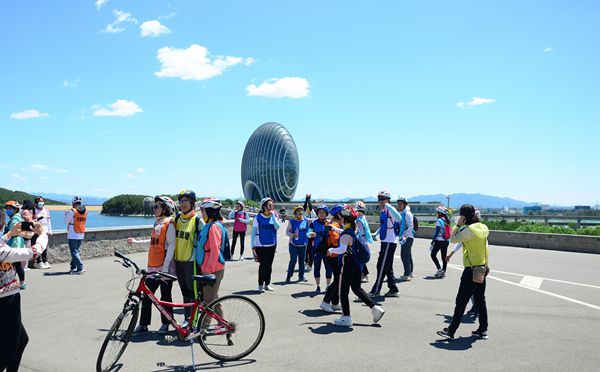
[
  {"left": 128, "top": 196, "right": 177, "bottom": 334},
  {"left": 65, "top": 196, "right": 87, "bottom": 274},
  {"left": 174, "top": 190, "right": 205, "bottom": 327}
]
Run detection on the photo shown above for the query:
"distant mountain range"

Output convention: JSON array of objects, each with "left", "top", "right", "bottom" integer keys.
[
  {"left": 32, "top": 192, "right": 108, "bottom": 206},
  {"left": 0, "top": 188, "right": 65, "bottom": 205}
]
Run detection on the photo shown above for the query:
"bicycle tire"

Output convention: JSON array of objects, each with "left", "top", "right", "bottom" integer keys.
[
  {"left": 197, "top": 294, "right": 265, "bottom": 361},
  {"left": 96, "top": 304, "right": 139, "bottom": 372}
]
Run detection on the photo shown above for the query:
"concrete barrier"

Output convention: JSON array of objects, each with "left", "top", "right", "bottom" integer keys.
[
  {"left": 366, "top": 222, "right": 600, "bottom": 254},
  {"left": 46, "top": 221, "right": 235, "bottom": 263}
]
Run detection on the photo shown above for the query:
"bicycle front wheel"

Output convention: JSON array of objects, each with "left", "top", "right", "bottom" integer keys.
[
  {"left": 197, "top": 295, "right": 265, "bottom": 361},
  {"left": 96, "top": 304, "right": 139, "bottom": 372}
]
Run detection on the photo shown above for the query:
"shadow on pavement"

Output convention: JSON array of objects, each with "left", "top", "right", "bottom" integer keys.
[
  {"left": 129, "top": 332, "right": 190, "bottom": 348},
  {"left": 435, "top": 313, "right": 476, "bottom": 325},
  {"left": 43, "top": 271, "right": 73, "bottom": 276},
  {"left": 305, "top": 322, "right": 381, "bottom": 335},
  {"left": 298, "top": 309, "right": 332, "bottom": 318},
  {"left": 151, "top": 359, "right": 255, "bottom": 371},
  {"left": 291, "top": 291, "right": 318, "bottom": 299},
  {"left": 430, "top": 337, "right": 477, "bottom": 351},
  {"left": 422, "top": 275, "right": 443, "bottom": 280},
  {"left": 231, "top": 290, "right": 262, "bottom": 296}
]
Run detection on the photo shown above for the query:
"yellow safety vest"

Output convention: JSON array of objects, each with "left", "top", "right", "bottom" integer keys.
[{"left": 174, "top": 215, "right": 198, "bottom": 262}]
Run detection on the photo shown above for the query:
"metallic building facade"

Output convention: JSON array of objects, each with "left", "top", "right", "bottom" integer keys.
[{"left": 241, "top": 122, "right": 299, "bottom": 202}]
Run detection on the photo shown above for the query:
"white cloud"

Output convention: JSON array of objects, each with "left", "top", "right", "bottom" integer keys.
[
  {"left": 155, "top": 44, "right": 254, "bottom": 80},
  {"left": 158, "top": 12, "right": 176, "bottom": 20},
  {"left": 126, "top": 174, "right": 135, "bottom": 179},
  {"left": 95, "top": 0, "right": 108, "bottom": 10},
  {"left": 456, "top": 96, "right": 496, "bottom": 109},
  {"left": 31, "top": 164, "right": 48, "bottom": 170},
  {"left": 11, "top": 174, "right": 27, "bottom": 181},
  {"left": 544, "top": 46, "right": 553, "bottom": 53},
  {"left": 93, "top": 99, "right": 143, "bottom": 117},
  {"left": 102, "top": 10, "right": 137, "bottom": 33},
  {"left": 63, "top": 79, "right": 79, "bottom": 88},
  {"left": 140, "top": 20, "right": 171, "bottom": 37},
  {"left": 135, "top": 168, "right": 146, "bottom": 173},
  {"left": 10, "top": 109, "right": 49, "bottom": 119},
  {"left": 246, "top": 77, "right": 310, "bottom": 98}
]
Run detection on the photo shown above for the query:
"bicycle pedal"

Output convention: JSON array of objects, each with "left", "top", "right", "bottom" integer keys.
[{"left": 164, "top": 335, "right": 176, "bottom": 343}]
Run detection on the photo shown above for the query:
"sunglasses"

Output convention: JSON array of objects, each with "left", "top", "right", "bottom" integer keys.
[{"left": 153, "top": 204, "right": 162, "bottom": 210}]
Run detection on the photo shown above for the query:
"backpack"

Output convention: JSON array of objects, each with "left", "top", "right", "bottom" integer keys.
[
  {"left": 442, "top": 220, "right": 451, "bottom": 240},
  {"left": 413, "top": 216, "right": 419, "bottom": 232},
  {"left": 349, "top": 233, "right": 370, "bottom": 264}
]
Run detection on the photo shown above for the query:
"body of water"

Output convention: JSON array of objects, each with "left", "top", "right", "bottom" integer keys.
[{"left": 48, "top": 211, "right": 153, "bottom": 230}]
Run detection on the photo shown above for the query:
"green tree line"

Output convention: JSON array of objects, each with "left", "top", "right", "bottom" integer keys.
[{"left": 0, "top": 187, "right": 65, "bottom": 206}]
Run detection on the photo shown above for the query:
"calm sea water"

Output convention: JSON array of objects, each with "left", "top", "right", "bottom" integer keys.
[{"left": 48, "top": 211, "right": 153, "bottom": 230}]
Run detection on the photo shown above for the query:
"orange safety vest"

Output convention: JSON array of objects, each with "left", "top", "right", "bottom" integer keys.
[
  {"left": 72, "top": 209, "right": 88, "bottom": 234},
  {"left": 327, "top": 221, "right": 341, "bottom": 257},
  {"left": 148, "top": 218, "right": 173, "bottom": 268}
]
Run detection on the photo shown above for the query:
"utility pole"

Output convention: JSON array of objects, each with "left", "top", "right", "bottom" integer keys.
[{"left": 446, "top": 194, "right": 450, "bottom": 209}]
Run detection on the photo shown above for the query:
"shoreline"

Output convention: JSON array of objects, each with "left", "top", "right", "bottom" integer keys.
[{"left": 46, "top": 205, "right": 102, "bottom": 212}]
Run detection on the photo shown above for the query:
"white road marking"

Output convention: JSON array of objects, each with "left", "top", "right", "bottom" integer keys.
[
  {"left": 520, "top": 276, "right": 544, "bottom": 289},
  {"left": 446, "top": 264, "right": 600, "bottom": 311},
  {"left": 483, "top": 268, "right": 600, "bottom": 290}
]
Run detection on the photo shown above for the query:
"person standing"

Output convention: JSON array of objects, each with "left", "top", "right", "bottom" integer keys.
[
  {"left": 396, "top": 197, "right": 415, "bottom": 282},
  {"left": 129, "top": 196, "right": 177, "bottom": 335},
  {"left": 33, "top": 196, "right": 52, "bottom": 269},
  {"left": 437, "top": 204, "right": 490, "bottom": 340},
  {"left": 251, "top": 197, "right": 280, "bottom": 292},
  {"left": 303, "top": 194, "right": 316, "bottom": 271},
  {"left": 1, "top": 208, "right": 35, "bottom": 372},
  {"left": 430, "top": 206, "right": 451, "bottom": 278},
  {"left": 174, "top": 189, "right": 204, "bottom": 326},
  {"left": 227, "top": 201, "right": 250, "bottom": 260},
  {"left": 286, "top": 206, "right": 308, "bottom": 283},
  {"left": 65, "top": 196, "right": 87, "bottom": 274},
  {"left": 307, "top": 205, "right": 333, "bottom": 293},
  {"left": 328, "top": 206, "right": 385, "bottom": 327},
  {"left": 4, "top": 202, "right": 26, "bottom": 289},
  {"left": 320, "top": 205, "right": 343, "bottom": 313},
  {"left": 355, "top": 201, "right": 374, "bottom": 283},
  {"left": 370, "top": 191, "right": 401, "bottom": 297}
]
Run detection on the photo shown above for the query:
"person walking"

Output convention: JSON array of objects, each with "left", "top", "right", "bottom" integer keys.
[
  {"left": 33, "top": 196, "right": 52, "bottom": 269},
  {"left": 430, "top": 206, "right": 451, "bottom": 278},
  {"left": 65, "top": 196, "right": 87, "bottom": 274},
  {"left": 370, "top": 191, "right": 401, "bottom": 297},
  {"left": 307, "top": 205, "right": 333, "bottom": 293},
  {"left": 1, "top": 208, "right": 35, "bottom": 372},
  {"left": 251, "top": 197, "right": 280, "bottom": 292},
  {"left": 437, "top": 204, "right": 490, "bottom": 340},
  {"left": 286, "top": 205, "right": 308, "bottom": 283},
  {"left": 396, "top": 197, "right": 415, "bottom": 282},
  {"left": 173, "top": 189, "right": 204, "bottom": 326},
  {"left": 355, "top": 201, "right": 374, "bottom": 283},
  {"left": 227, "top": 201, "right": 250, "bottom": 260},
  {"left": 320, "top": 205, "right": 344, "bottom": 313},
  {"left": 4, "top": 202, "right": 26, "bottom": 290},
  {"left": 129, "top": 196, "right": 177, "bottom": 335},
  {"left": 328, "top": 206, "right": 385, "bottom": 327},
  {"left": 303, "top": 194, "right": 316, "bottom": 271}
]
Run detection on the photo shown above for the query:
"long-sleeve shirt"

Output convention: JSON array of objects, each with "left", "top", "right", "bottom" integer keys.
[
  {"left": 199, "top": 223, "right": 225, "bottom": 274},
  {"left": 431, "top": 218, "right": 448, "bottom": 243},
  {"left": 227, "top": 210, "right": 251, "bottom": 224},
  {"left": 377, "top": 203, "right": 402, "bottom": 243},
  {"left": 357, "top": 215, "right": 374, "bottom": 244},
  {"left": 250, "top": 213, "right": 281, "bottom": 248},
  {"left": 65, "top": 209, "right": 84, "bottom": 240},
  {"left": 399, "top": 206, "right": 415, "bottom": 240},
  {"left": 34, "top": 207, "right": 52, "bottom": 235},
  {"left": 0, "top": 238, "right": 33, "bottom": 298},
  {"left": 132, "top": 220, "right": 176, "bottom": 274}
]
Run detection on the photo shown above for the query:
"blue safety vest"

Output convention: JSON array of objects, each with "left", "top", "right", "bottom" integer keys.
[
  {"left": 290, "top": 218, "right": 308, "bottom": 246},
  {"left": 256, "top": 213, "right": 277, "bottom": 246}
]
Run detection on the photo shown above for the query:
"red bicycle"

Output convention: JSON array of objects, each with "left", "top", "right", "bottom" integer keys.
[{"left": 96, "top": 251, "right": 265, "bottom": 372}]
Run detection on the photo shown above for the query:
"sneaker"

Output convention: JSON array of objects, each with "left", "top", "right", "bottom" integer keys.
[
  {"left": 466, "top": 308, "right": 477, "bottom": 317},
  {"left": 133, "top": 325, "right": 148, "bottom": 334},
  {"left": 299, "top": 277, "right": 308, "bottom": 282},
  {"left": 320, "top": 301, "right": 335, "bottom": 313},
  {"left": 258, "top": 285, "right": 265, "bottom": 293},
  {"left": 333, "top": 316, "right": 353, "bottom": 327},
  {"left": 158, "top": 324, "right": 169, "bottom": 334},
  {"left": 410, "top": 274, "right": 414, "bottom": 279},
  {"left": 361, "top": 274, "right": 369, "bottom": 283},
  {"left": 472, "top": 329, "right": 489, "bottom": 340},
  {"left": 372, "top": 305, "right": 385, "bottom": 323},
  {"left": 181, "top": 321, "right": 189, "bottom": 329},
  {"left": 331, "top": 303, "right": 342, "bottom": 311},
  {"left": 265, "top": 285, "right": 275, "bottom": 291},
  {"left": 437, "top": 327, "right": 455, "bottom": 340},
  {"left": 24, "top": 267, "right": 31, "bottom": 272},
  {"left": 369, "top": 292, "right": 381, "bottom": 298},
  {"left": 74, "top": 268, "right": 85, "bottom": 275},
  {"left": 398, "top": 275, "right": 411, "bottom": 282},
  {"left": 41, "top": 262, "right": 51, "bottom": 269},
  {"left": 315, "top": 285, "right": 321, "bottom": 293},
  {"left": 20, "top": 283, "right": 27, "bottom": 290},
  {"left": 384, "top": 290, "right": 399, "bottom": 298}
]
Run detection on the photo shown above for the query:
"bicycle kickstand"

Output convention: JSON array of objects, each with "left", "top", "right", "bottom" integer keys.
[{"left": 189, "top": 339, "right": 196, "bottom": 371}]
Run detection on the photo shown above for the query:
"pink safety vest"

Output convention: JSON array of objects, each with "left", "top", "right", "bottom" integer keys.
[{"left": 233, "top": 211, "right": 248, "bottom": 232}]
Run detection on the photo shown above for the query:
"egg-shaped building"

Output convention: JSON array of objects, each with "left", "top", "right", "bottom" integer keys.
[{"left": 241, "top": 122, "right": 299, "bottom": 202}]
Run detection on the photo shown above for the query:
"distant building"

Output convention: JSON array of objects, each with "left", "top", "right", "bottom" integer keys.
[
  {"left": 574, "top": 205, "right": 591, "bottom": 211},
  {"left": 523, "top": 205, "right": 543, "bottom": 215}
]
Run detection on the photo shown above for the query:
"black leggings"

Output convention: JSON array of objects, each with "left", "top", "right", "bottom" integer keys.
[
  {"left": 323, "top": 257, "right": 341, "bottom": 306},
  {"left": 305, "top": 238, "right": 314, "bottom": 266},
  {"left": 431, "top": 240, "right": 449, "bottom": 271},
  {"left": 0, "top": 293, "right": 28, "bottom": 372},
  {"left": 13, "top": 262, "right": 25, "bottom": 282},
  {"left": 231, "top": 231, "right": 246, "bottom": 257},
  {"left": 36, "top": 249, "right": 48, "bottom": 264},
  {"left": 340, "top": 255, "right": 374, "bottom": 316},
  {"left": 255, "top": 245, "right": 276, "bottom": 286},
  {"left": 140, "top": 277, "right": 174, "bottom": 326},
  {"left": 449, "top": 267, "right": 488, "bottom": 333}
]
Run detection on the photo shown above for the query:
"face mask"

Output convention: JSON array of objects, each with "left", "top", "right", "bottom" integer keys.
[
  {"left": 37, "top": 202, "right": 44, "bottom": 209},
  {"left": 6, "top": 209, "right": 14, "bottom": 217}
]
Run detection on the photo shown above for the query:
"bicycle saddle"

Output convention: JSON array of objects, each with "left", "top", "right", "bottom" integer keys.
[{"left": 193, "top": 274, "right": 217, "bottom": 285}]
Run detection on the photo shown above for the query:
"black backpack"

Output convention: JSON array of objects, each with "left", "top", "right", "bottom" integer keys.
[{"left": 413, "top": 216, "right": 419, "bottom": 232}]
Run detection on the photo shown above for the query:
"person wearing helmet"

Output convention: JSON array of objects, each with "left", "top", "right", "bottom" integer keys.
[
  {"left": 4, "top": 201, "right": 27, "bottom": 290},
  {"left": 302, "top": 194, "right": 317, "bottom": 271},
  {"left": 251, "top": 197, "right": 281, "bottom": 292},
  {"left": 355, "top": 201, "right": 374, "bottom": 283},
  {"left": 227, "top": 201, "right": 251, "bottom": 260},
  {"left": 128, "top": 196, "right": 177, "bottom": 335},
  {"left": 285, "top": 206, "right": 309, "bottom": 283},
  {"left": 307, "top": 205, "right": 333, "bottom": 293},
  {"left": 320, "top": 205, "right": 344, "bottom": 313},
  {"left": 195, "top": 198, "right": 228, "bottom": 327},
  {"left": 369, "top": 191, "right": 401, "bottom": 297},
  {"left": 430, "top": 206, "right": 451, "bottom": 278},
  {"left": 33, "top": 196, "right": 52, "bottom": 269},
  {"left": 396, "top": 197, "right": 415, "bottom": 282},
  {"left": 1, "top": 207, "right": 36, "bottom": 372},
  {"left": 64, "top": 196, "right": 87, "bottom": 274},
  {"left": 326, "top": 206, "right": 385, "bottom": 327},
  {"left": 174, "top": 189, "right": 205, "bottom": 325}
]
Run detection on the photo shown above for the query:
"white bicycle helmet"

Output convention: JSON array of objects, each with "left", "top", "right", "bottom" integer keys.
[
  {"left": 436, "top": 206, "right": 449, "bottom": 215},
  {"left": 72, "top": 195, "right": 83, "bottom": 205},
  {"left": 155, "top": 196, "right": 177, "bottom": 215},
  {"left": 354, "top": 201, "right": 366, "bottom": 212},
  {"left": 200, "top": 197, "right": 222, "bottom": 209},
  {"left": 377, "top": 190, "right": 391, "bottom": 200},
  {"left": 259, "top": 197, "right": 273, "bottom": 209}
]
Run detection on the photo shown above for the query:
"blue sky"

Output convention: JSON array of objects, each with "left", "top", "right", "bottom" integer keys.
[{"left": 1, "top": 1, "right": 598, "bottom": 205}]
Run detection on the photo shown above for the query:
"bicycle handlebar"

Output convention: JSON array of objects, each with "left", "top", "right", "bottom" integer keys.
[{"left": 114, "top": 250, "right": 144, "bottom": 275}]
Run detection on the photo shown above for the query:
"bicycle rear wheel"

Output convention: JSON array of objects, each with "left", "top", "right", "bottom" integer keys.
[
  {"left": 197, "top": 295, "right": 265, "bottom": 361},
  {"left": 96, "top": 304, "right": 139, "bottom": 372}
]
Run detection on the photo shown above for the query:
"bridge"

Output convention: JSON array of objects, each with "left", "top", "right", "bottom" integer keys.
[{"left": 19, "top": 229, "right": 600, "bottom": 371}]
